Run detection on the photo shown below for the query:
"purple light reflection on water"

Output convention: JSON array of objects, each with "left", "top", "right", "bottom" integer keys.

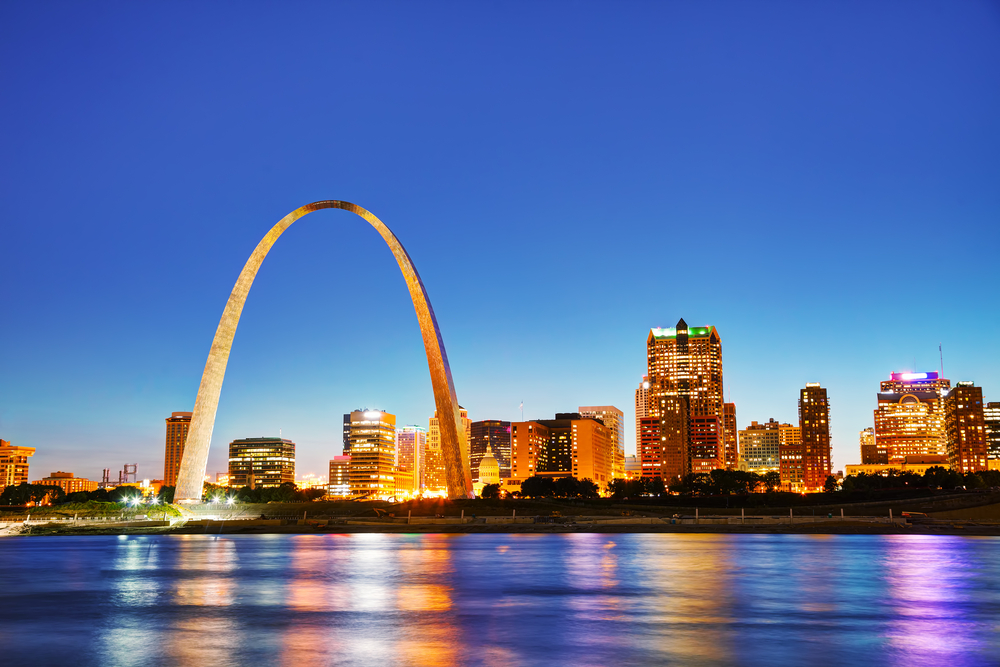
[{"left": 1, "top": 534, "right": 998, "bottom": 666}]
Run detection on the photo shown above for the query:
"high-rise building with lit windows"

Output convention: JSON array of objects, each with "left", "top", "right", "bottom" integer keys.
[
  {"left": 779, "top": 422, "right": 804, "bottom": 490},
  {"left": 163, "top": 411, "right": 192, "bottom": 487},
  {"left": 635, "top": 376, "right": 649, "bottom": 455},
  {"left": 646, "top": 318, "right": 724, "bottom": 480},
  {"left": 944, "top": 383, "right": 987, "bottom": 473},
  {"left": 983, "top": 402, "right": 1000, "bottom": 462},
  {"left": 579, "top": 406, "right": 624, "bottom": 479},
  {"left": 799, "top": 383, "right": 831, "bottom": 491},
  {"left": 723, "top": 403, "right": 738, "bottom": 469},
  {"left": 396, "top": 425, "right": 427, "bottom": 489},
  {"left": 345, "top": 410, "right": 396, "bottom": 499},
  {"left": 874, "top": 371, "right": 951, "bottom": 463},
  {"left": 0, "top": 439, "right": 35, "bottom": 491},
  {"left": 228, "top": 437, "right": 295, "bottom": 488}
]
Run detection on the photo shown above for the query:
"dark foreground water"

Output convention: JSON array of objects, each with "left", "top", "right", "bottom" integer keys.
[{"left": 1, "top": 534, "right": 998, "bottom": 666}]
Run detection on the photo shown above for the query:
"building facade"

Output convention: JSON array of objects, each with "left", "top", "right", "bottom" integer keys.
[
  {"left": 163, "top": 411, "right": 192, "bottom": 487},
  {"left": 738, "top": 419, "right": 782, "bottom": 473},
  {"left": 859, "top": 426, "right": 886, "bottom": 464},
  {"left": 723, "top": 403, "right": 738, "bottom": 469},
  {"left": 426, "top": 407, "right": 470, "bottom": 495},
  {"left": 944, "top": 382, "right": 988, "bottom": 473},
  {"left": 0, "top": 440, "right": 35, "bottom": 490},
  {"left": 345, "top": 410, "right": 396, "bottom": 499},
  {"left": 469, "top": 420, "right": 511, "bottom": 482},
  {"left": 635, "top": 376, "right": 649, "bottom": 461},
  {"left": 983, "top": 402, "right": 1000, "bottom": 462},
  {"left": 646, "top": 318, "right": 724, "bottom": 480},
  {"left": 510, "top": 414, "right": 614, "bottom": 486},
  {"left": 799, "top": 383, "right": 832, "bottom": 492},
  {"left": 228, "top": 437, "right": 295, "bottom": 488},
  {"left": 328, "top": 455, "right": 351, "bottom": 498},
  {"left": 578, "top": 406, "right": 624, "bottom": 479},
  {"left": 874, "top": 371, "right": 950, "bottom": 464},
  {"left": 845, "top": 455, "right": 949, "bottom": 477},
  {"left": 30, "top": 471, "right": 98, "bottom": 494},
  {"left": 396, "top": 425, "right": 427, "bottom": 490}
]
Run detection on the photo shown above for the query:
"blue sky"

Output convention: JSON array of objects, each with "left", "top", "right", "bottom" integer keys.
[{"left": 2, "top": 1, "right": 998, "bottom": 482}]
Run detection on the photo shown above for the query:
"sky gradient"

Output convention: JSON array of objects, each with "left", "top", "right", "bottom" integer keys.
[{"left": 2, "top": 1, "right": 998, "bottom": 483}]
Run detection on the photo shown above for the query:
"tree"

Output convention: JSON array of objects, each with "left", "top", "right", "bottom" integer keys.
[
  {"left": 554, "top": 476, "right": 581, "bottom": 498},
  {"left": 824, "top": 475, "right": 838, "bottom": 493},
  {"left": 480, "top": 483, "right": 500, "bottom": 499},
  {"left": 0, "top": 483, "right": 65, "bottom": 506},
  {"left": 643, "top": 476, "right": 666, "bottom": 496},
  {"left": 762, "top": 471, "right": 781, "bottom": 493},
  {"left": 577, "top": 478, "right": 600, "bottom": 499},
  {"left": 520, "top": 476, "right": 556, "bottom": 498}
]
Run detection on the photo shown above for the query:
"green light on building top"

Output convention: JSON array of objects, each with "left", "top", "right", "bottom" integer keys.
[{"left": 650, "top": 326, "right": 713, "bottom": 339}]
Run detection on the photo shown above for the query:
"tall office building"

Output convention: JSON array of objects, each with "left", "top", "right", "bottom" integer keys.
[
  {"left": 635, "top": 376, "right": 649, "bottom": 458},
  {"left": 779, "top": 422, "right": 804, "bottom": 490},
  {"left": 799, "top": 383, "right": 832, "bottom": 492},
  {"left": 984, "top": 402, "right": 1000, "bottom": 462},
  {"left": 163, "top": 411, "right": 192, "bottom": 487},
  {"left": 638, "top": 416, "right": 661, "bottom": 478},
  {"left": 345, "top": 410, "right": 396, "bottom": 499},
  {"left": 723, "top": 403, "right": 738, "bottom": 469},
  {"left": 647, "top": 318, "right": 724, "bottom": 480},
  {"left": 944, "top": 383, "right": 987, "bottom": 473},
  {"left": 328, "top": 455, "right": 351, "bottom": 498},
  {"left": 342, "top": 414, "right": 353, "bottom": 455},
  {"left": 426, "top": 407, "right": 470, "bottom": 494},
  {"left": 738, "top": 419, "right": 782, "bottom": 473},
  {"left": 859, "top": 427, "right": 886, "bottom": 464},
  {"left": 579, "top": 406, "right": 625, "bottom": 479},
  {"left": 396, "top": 425, "right": 427, "bottom": 489},
  {"left": 0, "top": 439, "right": 35, "bottom": 491},
  {"left": 874, "top": 371, "right": 950, "bottom": 463},
  {"left": 469, "top": 420, "right": 511, "bottom": 482},
  {"left": 510, "top": 413, "right": 614, "bottom": 485},
  {"left": 228, "top": 437, "right": 295, "bottom": 488}
]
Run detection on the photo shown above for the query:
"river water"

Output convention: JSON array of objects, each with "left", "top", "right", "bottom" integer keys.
[{"left": 1, "top": 533, "right": 997, "bottom": 666}]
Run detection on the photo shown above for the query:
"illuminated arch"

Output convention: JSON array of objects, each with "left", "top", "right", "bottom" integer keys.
[{"left": 174, "top": 201, "right": 472, "bottom": 502}]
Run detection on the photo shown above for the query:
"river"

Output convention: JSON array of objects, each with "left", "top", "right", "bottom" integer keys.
[{"left": 1, "top": 533, "right": 997, "bottom": 666}]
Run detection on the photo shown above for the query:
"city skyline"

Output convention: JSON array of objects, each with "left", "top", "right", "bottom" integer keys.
[{"left": 2, "top": 3, "right": 998, "bottom": 483}]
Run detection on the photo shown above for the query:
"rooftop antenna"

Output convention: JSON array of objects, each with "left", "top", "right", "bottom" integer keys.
[{"left": 939, "top": 343, "right": 944, "bottom": 378}]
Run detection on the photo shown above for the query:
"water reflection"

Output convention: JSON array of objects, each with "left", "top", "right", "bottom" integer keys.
[{"left": 0, "top": 534, "right": 998, "bottom": 666}]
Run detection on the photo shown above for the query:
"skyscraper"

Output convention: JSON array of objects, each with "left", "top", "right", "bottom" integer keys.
[
  {"left": 228, "top": 437, "right": 295, "bottom": 488},
  {"left": 396, "top": 425, "right": 427, "bottom": 489},
  {"left": 799, "top": 383, "right": 832, "bottom": 491},
  {"left": 163, "top": 411, "right": 192, "bottom": 487},
  {"left": 874, "top": 371, "right": 950, "bottom": 463},
  {"left": 578, "top": 406, "right": 625, "bottom": 479},
  {"left": 779, "top": 422, "right": 804, "bottom": 490},
  {"left": 646, "top": 318, "right": 724, "bottom": 480},
  {"left": 346, "top": 410, "right": 396, "bottom": 499},
  {"left": 469, "top": 420, "right": 511, "bottom": 482},
  {"left": 638, "top": 416, "right": 661, "bottom": 478},
  {"left": 723, "top": 403, "right": 738, "bottom": 469},
  {"left": 635, "top": 376, "right": 649, "bottom": 457},
  {"left": 944, "top": 382, "right": 987, "bottom": 473},
  {"left": 985, "top": 402, "right": 1000, "bottom": 462}
]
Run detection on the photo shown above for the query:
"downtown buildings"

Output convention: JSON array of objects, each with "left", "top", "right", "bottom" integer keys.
[
  {"left": 228, "top": 437, "right": 295, "bottom": 488},
  {"left": 0, "top": 439, "right": 35, "bottom": 491},
  {"left": 509, "top": 413, "right": 615, "bottom": 488}
]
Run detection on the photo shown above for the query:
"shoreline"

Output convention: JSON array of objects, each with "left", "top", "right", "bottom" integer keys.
[{"left": 6, "top": 520, "right": 1000, "bottom": 537}]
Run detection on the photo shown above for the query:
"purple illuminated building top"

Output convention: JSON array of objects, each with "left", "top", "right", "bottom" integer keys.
[{"left": 890, "top": 371, "right": 939, "bottom": 382}]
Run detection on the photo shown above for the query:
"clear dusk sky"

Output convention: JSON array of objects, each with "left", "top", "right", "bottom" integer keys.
[{"left": 2, "top": 1, "right": 998, "bottom": 483}]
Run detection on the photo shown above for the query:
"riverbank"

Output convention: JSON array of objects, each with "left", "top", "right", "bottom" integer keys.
[{"left": 6, "top": 517, "right": 1000, "bottom": 537}]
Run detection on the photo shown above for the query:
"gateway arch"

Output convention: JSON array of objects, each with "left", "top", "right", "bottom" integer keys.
[{"left": 174, "top": 201, "right": 472, "bottom": 503}]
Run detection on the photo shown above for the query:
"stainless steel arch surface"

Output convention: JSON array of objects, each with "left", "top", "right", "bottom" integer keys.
[{"left": 173, "top": 201, "right": 472, "bottom": 503}]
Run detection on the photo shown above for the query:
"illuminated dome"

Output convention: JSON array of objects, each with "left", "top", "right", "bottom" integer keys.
[{"left": 478, "top": 445, "right": 501, "bottom": 486}]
